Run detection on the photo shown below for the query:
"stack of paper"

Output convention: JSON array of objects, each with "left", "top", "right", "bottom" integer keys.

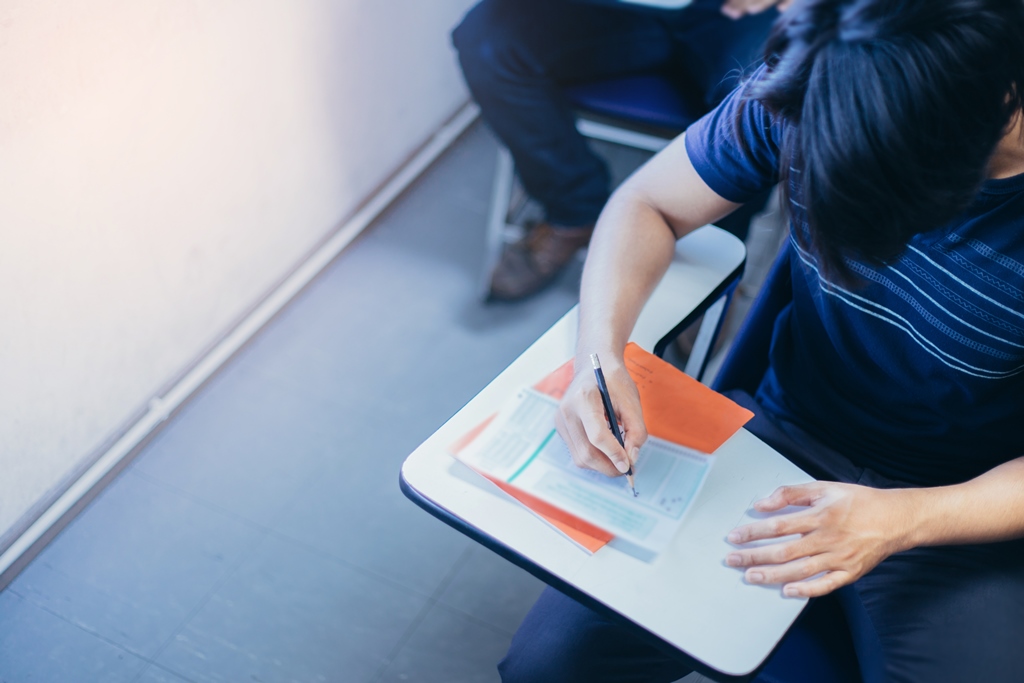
[{"left": 451, "top": 343, "right": 753, "bottom": 558}]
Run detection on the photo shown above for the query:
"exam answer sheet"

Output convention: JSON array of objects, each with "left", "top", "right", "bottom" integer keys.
[
  {"left": 450, "top": 343, "right": 754, "bottom": 556},
  {"left": 456, "top": 388, "right": 712, "bottom": 556}
]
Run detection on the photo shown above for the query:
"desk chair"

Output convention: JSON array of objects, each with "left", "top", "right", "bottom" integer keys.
[
  {"left": 401, "top": 227, "right": 845, "bottom": 680},
  {"left": 486, "top": 72, "right": 704, "bottom": 233},
  {"left": 483, "top": 74, "right": 727, "bottom": 368},
  {"left": 708, "top": 242, "right": 862, "bottom": 683},
  {"left": 485, "top": 72, "right": 703, "bottom": 242}
]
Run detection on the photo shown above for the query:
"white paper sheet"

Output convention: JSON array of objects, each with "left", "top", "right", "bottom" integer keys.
[{"left": 456, "top": 388, "right": 712, "bottom": 556}]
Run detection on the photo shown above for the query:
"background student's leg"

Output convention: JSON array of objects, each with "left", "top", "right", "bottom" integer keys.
[
  {"left": 667, "top": 0, "right": 779, "bottom": 239},
  {"left": 499, "top": 586, "right": 692, "bottom": 683},
  {"left": 667, "top": 0, "right": 778, "bottom": 108},
  {"left": 452, "top": 0, "right": 673, "bottom": 227}
]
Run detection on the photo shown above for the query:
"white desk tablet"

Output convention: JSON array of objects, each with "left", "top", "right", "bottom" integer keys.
[
  {"left": 584, "top": 0, "right": 694, "bottom": 9},
  {"left": 620, "top": 0, "right": 693, "bottom": 8},
  {"left": 401, "top": 226, "right": 813, "bottom": 679}
]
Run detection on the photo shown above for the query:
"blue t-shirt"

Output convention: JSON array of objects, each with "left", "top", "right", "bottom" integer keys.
[{"left": 685, "top": 82, "right": 1024, "bottom": 486}]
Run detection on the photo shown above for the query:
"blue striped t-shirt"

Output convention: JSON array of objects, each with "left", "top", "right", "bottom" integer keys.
[{"left": 685, "top": 83, "right": 1024, "bottom": 486}]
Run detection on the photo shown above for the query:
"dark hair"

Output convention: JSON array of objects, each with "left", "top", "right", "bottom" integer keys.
[{"left": 744, "top": 0, "right": 1024, "bottom": 282}]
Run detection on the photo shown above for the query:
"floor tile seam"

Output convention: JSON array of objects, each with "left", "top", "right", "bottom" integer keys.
[
  {"left": 366, "top": 322, "right": 465, "bottom": 414},
  {"left": 219, "top": 361, "right": 353, "bottom": 407},
  {"left": 259, "top": 526, "right": 442, "bottom": 602},
  {"left": 234, "top": 362, "right": 310, "bottom": 395},
  {"left": 135, "top": 660, "right": 202, "bottom": 683},
  {"left": 7, "top": 132, "right": 477, "bottom": 682},
  {"left": 445, "top": 194, "right": 489, "bottom": 215},
  {"left": 225, "top": 360, "right": 400, "bottom": 417},
  {"left": 131, "top": 529, "right": 273, "bottom": 683},
  {"left": 365, "top": 546, "right": 474, "bottom": 683},
  {"left": 390, "top": 180, "right": 487, "bottom": 212},
  {"left": 136, "top": 360, "right": 352, "bottom": 439},
  {"left": 129, "top": 464, "right": 468, "bottom": 602},
  {"left": 429, "top": 601, "right": 518, "bottom": 639},
  {"left": 259, "top": 463, "right": 339, "bottom": 536},
  {"left": 365, "top": 593, "right": 438, "bottom": 683},
  {"left": 11, "top": 559, "right": 149, "bottom": 613},
  {"left": 242, "top": 244, "right": 491, "bottom": 375},
  {"left": 428, "top": 545, "right": 475, "bottom": 602},
  {"left": 4, "top": 586, "right": 160, "bottom": 666},
  {"left": 126, "top": 469, "right": 274, "bottom": 535},
  {"left": 360, "top": 544, "right": 471, "bottom": 683}
]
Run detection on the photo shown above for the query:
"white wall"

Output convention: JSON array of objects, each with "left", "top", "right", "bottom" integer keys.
[{"left": 0, "top": 0, "right": 476, "bottom": 545}]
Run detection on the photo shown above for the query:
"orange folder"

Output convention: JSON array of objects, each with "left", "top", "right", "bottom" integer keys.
[
  {"left": 621, "top": 343, "right": 754, "bottom": 453},
  {"left": 451, "top": 342, "right": 754, "bottom": 552}
]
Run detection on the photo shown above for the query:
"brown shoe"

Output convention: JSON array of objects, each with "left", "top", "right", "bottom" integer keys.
[{"left": 488, "top": 222, "right": 594, "bottom": 301}]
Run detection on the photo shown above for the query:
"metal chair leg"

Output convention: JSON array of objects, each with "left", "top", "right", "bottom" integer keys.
[
  {"left": 575, "top": 119, "right": 671, "bottom": 153},
  {"left": 479, "top": 146, "right": 516, "bottom": 300},
  {"left": 684, "top": 291, "right": 733, "bottom": 382},
  {"left": 481, "top": 119, "right": 673, "bottom": 301}
]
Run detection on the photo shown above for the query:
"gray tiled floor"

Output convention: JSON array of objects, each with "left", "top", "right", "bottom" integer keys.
[
  {"left": 0, "top": 122, "right": 753, "bottom": 683},
  {"left": 0, "top": 591, "right": 149, "bottom": 682},
  {"left": 0, "top": 123, "right": 589, "bottom": 683}
]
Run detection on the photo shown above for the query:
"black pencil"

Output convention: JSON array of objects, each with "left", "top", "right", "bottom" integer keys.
[{"left": 590, "top": 354, "right": 638, "bottom": 497}]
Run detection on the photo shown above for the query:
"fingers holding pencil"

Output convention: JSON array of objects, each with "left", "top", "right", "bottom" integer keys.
[
  {"left": 591, "top": 354, "right": 640, "bottom": 497},
  {"left": 557, "top": 390, "right": 626, "bottom": 477},
  {"left": 555, "top": 351, "right": 647, "bottom": 483}
]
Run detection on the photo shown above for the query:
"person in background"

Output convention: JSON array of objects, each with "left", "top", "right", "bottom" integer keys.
[
  {"left": 501, "top": 0, "right": 1024, "bottom": 680},
  {"left": 453, "top": 0, "right": 792, "bottom": 301}
]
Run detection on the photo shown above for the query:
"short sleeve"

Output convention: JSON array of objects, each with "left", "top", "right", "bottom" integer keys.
[{"left": 684, "top": 73, "right": 783, "bottom": 204}]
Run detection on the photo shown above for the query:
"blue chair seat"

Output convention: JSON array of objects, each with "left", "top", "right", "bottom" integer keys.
[{"left": 565, "top": 74, "right": 705, "bottom": 131}]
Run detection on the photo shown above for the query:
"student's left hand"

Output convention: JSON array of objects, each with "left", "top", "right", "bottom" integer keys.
[
  {"left": 721, "top": 0, "right": 794, "bottom": 20},
  {"left": 725, "top": 482, "right": 916, "bottom": 597}
]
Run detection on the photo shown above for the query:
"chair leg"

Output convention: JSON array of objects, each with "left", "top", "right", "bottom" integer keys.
[
  {"left": 480, "top": 146, "right": 516, "bottom": 300},
  {"left": 575, "top": 118, "right": 671, "bottom": 153},
  {"left": 481, "top": 122, "right": 672, "bottom": 300},
  {"left": 684, "top": 292, "right": 732, "bottom": 382}
]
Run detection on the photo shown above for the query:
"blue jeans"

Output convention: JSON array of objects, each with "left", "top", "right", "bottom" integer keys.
[
  {"left": 452, "top": 0, "right": 776, "bottom": 228},
  {"left": 498, "top": 390, "right": 1024, "bottom": 682}
]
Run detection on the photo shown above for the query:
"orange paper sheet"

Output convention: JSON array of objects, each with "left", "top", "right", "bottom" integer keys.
[
  {"left": 451, "top": 343, "right": 753, "bottom": 552},
  {"left": 450, "top": 369, "right": 609, "bottom": 551},
  {"left": 485, "top": 475, "right": 614, "bottom": 553},
  {"left": 623, "top": 342, "right": 754, "bottom": 453}
]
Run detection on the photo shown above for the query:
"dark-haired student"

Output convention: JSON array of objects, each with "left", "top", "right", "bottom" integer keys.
[{"left": 498, "top": 0, "right": 1024, "bottom": 681}]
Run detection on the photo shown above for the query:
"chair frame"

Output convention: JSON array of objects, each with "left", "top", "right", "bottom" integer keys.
[
  {"left": 710, "top": 241, "right": 863, "bottom": 683},
  {"left": 483, "top": 115, "right": 733, "bottom": 382}
]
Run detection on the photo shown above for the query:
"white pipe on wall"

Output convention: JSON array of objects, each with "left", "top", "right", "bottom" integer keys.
[
  {"left": 0, "top": 104, "right": 479, "bottom": 579},
  {"left": 0, "top": 0, "right": 477, "bottom": 554}
]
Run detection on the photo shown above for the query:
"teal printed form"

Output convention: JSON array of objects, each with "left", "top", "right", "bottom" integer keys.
[{"left": 455, "top": 388, "right": 713, "bottom": 556}]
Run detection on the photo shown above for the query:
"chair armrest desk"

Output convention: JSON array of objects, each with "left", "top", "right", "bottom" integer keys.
[{"left": 400, "top": 226, "right": 813, "bottom": 680}]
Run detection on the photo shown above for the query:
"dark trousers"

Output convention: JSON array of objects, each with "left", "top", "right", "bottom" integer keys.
[
  {"left": 452, "top": 0, "right": 776, "bottom": 228},
  {"left": 499, "top": 391, "right": 1024, "bottom": 682}
]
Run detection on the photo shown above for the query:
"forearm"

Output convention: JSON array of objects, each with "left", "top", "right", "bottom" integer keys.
[
  {"left": 574, "top": 134, "right": 741, "bottom": 373},
  {"left": 575, "top": 191, "right": 677, "bottom": 371},
  {"left": 898, "top": 456, "right": 1024, "bottom": 549}
]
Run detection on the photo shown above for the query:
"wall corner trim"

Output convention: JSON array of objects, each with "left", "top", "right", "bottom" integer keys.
[{"left": 0, "top": 102, "right": 480, "bottom": 587}]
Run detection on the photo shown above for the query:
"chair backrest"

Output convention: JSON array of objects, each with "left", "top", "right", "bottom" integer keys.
[
  {"left": 711, "top": 241, "right": 792, "bottom": 395},
  {"left": 565, "top": 74, "right": 706, "bottom": 133}
]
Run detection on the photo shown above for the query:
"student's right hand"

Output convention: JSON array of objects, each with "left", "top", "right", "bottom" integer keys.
[{"left": 555, "top": 354, "right": 648, "bottom": 478}]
